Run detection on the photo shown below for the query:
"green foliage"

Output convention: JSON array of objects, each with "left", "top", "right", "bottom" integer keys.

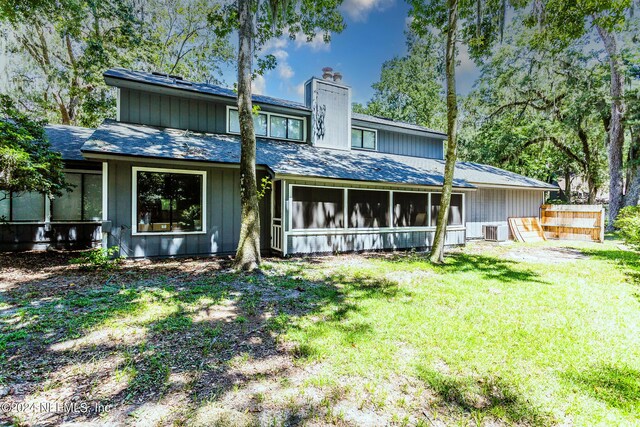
[
  {"left": 354, "top": 31, "right": 446, "bottom": 131},
  {"left": 0, "top": 95, "right": 67, "bottom": 196},
  {"left": 615, "top": 206, "right": 640, "bottom": 248},
  {"left": 256, "top": 176, "right": 272, "bottom": 201},
  {"left": 70, "top": 246, "right": 123, "bottom": 271}
]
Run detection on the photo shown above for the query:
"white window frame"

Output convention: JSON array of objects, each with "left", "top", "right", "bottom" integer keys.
[
  {"left": 131, "top": 166, "right": 207, "bottom": 236},
  {"left": 226, "top": 106, "right": 307, "bottom": 143},
  {"left": 351, "top": 126, "right": 378, "bottom": 151},
  {"left": 286, "top": 183, "right": 465, "bottom": 234}
]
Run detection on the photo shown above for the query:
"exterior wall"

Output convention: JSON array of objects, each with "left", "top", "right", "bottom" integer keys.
[
  {"left": 119, "top": 88, "right": 228, "bottom": 134},
  {"left": 0, "top": 223, "right": 101, "bottom": 251},
  {"left": 465, "top": 187, "right": 545, "bottom": 239},
  {"left": 105, "top": 159, "right": 271, "bottom": 258},
  {"left": 375, "top": 129, "right": 444, "bottom": 159},
  {"left": 279, "top": 178, "right": 465, "bottom": 255}
]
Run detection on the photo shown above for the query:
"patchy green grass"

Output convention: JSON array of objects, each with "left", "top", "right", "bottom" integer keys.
[{"left": 0, "top": 240, "right": 639, "bottom": 426}]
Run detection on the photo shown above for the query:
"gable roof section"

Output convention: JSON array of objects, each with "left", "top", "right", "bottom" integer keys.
[
  {"left": 104, "top": 68, "right": 310, "bottom": 112},
  {"left": 45, "top": 124, "right": 95, "bottom": 161},
  {"left": 82, "top": 120, "right": 556, "bottom": 190}
]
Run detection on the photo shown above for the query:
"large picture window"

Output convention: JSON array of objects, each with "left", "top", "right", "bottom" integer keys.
[
  {"left": 291, "top": 186, "right": 344, "bottom": 229},
  {"left": 228, "top": 107, "right": 304, "bottom": 141},
  {"left": 351, "top": 127, "right": 376, "bottom": 150},
  {"left": 51, "top": 172, "right": 102, "bottom": 221},
  {"left": 430, "top": 193, "right": 463, "bottom": 226},
  {"left": 393, "top": 192, "right": 428, "bottom": 227},
  {"left": 348, "top": 189, "right": 389, "bottom": 228},
  {"left": 0, "top": 191, "right": 45, "bottom": 222},
  {"left": 134, "top": 168, "right": 206, "bottom": 234}
]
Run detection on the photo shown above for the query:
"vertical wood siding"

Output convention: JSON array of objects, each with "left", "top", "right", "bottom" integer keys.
[
  {"left": 105, "top": 159, "right": 270, "bottom": 258},
  {"left": 376, "top": 130, "right": 444, "bottom": 159},
  {"left": 119, "top": 88, "right": 227, "bottom": 134}
]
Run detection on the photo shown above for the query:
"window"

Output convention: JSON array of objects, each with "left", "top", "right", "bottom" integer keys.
[
  {"left": 228, "top": 108, "right": 268, "bottom": 136},
  {"left": 430, "top": 193, "right": 463, "bottom": 226},
  {"left": 270, "top": 115, "right": 304, "bottom": 140},
  {"left": 51, "top": 172, "right": 102, "bottom": 221},
  {"left": 393, "top": 192, "right": 428, "bottom": 227},
  {"left": 0, "top": 192, "right": 45, "bottom": 222},
  {"left": 227, "top": 107, "right": 304, "bottom": 141},
  {"left": 348, "top": 189, "right": 389, "bottom": 228},
  {"left": 351, "top": 127, "right": 376, "bottom": 150},
  {"left": 292, "top": 186, "right": 344, "bottom": 229},
  {"left": 134, "top": 168, "right": 206, "bottom": 234}
]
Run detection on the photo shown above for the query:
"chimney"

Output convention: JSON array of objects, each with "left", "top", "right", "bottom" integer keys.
[
  {"left": 304, "top": 67, "right": 352, "bottom": 151},
  {"left": 322, "top": 67, "right": 333, "bottom": 80}
]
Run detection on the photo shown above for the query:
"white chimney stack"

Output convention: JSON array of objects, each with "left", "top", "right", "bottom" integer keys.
[
  {"left": 322, "top": 67, "right": 333, "bottom": 80},
  {"left": 332, "top": 71, "right": 342, "bottom": 83}
]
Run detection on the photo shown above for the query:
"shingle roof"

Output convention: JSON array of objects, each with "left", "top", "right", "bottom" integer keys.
[
  {"left": 352, "top": 112, "right": 446, "bottom": 136},
  {"left": 104, "top": 68, "right": 310, "bottom": 112},
  {"left": 45, "top": 124, "right": 95, "bottom": 161},
  {"left": 82, "top": 120, "right": 556, "bottom": 190}
]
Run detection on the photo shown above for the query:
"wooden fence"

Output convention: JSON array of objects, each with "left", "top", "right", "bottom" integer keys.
[{"left": 540, "top": 204, "right": 605, "bottom": 243}]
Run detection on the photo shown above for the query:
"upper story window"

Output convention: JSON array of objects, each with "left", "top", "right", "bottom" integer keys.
[
  {"left": 227, "top": 107, "right": 305, "bottom": 142},
  {"left": 351, "top": 127, "right": 377, "bottom": 150}
]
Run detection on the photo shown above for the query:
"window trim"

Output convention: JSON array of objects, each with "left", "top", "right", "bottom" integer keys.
[
  {"left": 286, "top": 183, "right": 465, "bottom": 234},
  {"left": 351, "top": 126, "right": 378, "bottom": 151},
  {"left": 226, "top": 106, "right": 306, "bottom": 142},
  {"left": 131, "top": 166, "right": 207, "bottom": 236}
]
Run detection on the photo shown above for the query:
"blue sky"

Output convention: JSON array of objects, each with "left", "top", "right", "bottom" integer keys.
[{"left": 219, "top": 0, "right": 479, "bottom": 105}]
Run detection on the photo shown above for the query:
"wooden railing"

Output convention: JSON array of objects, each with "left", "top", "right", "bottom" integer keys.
[{"left": 271, "top": 222, "right": 282, "bottom": 251}]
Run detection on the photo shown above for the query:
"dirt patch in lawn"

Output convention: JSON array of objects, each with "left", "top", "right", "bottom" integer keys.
[{"left": 502, "top": 246, "right": 589, "bottom": 264}]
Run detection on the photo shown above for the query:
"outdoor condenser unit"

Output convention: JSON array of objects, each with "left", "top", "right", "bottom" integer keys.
[{"left": 483, "top": 225, "right": 509, "bottom": 242}]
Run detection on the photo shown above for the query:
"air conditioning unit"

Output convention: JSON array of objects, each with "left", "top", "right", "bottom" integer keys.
[{"left": 483, "top": 225, "right": 508, "bottom": 242}]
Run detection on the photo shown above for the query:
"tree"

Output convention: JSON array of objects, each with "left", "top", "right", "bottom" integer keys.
[
  {"left": 461, "top": 38, "right": 610, "bottom": 203},
  {"left": 1, "top": 0, "right": 233, "bottom": 127},
  {"left": 408, "top": 0, "right": 515, "bottom": 263},
  {"left": 521, "top": 0, "right": 637, "bottom": 227},
  {"left": 0, "top": 95, "right": 67, "bottom": 202},
  {"left": 210, "top": 0, "right": 345, "bottom": 271},
  {"left": 354, "top": 31, "right": 446, "bottom": 131}
]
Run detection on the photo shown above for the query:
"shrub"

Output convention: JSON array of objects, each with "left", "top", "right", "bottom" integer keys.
[
  {"left": 614, "top": 206, "right": 640, "bottom": 248},
  {"left": 70, "top": 246, "right": 123, "bottom": 270}
]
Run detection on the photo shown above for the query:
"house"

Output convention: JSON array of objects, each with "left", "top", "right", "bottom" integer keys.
[{"left": 0, "top": 68, "right": 556, "bottom": 256}]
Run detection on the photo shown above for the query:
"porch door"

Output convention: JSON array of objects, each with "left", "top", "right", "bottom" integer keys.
[{"left": 270, "top": 180, "right": 283, "bottom": 251}]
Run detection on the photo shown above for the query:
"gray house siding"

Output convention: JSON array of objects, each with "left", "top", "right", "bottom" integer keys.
[
  {"left": 376, "top": 129, "right": 444, "bottom": 159},
  {"left": 119, "top": 88, "right": 228, "bottom": 134},
  {"left": 0, "top": 223, "right": 101, "bottom": 251},
  {"left": 465, "top": 188, "right": 545, "bottom": 239},
  {"left": 105, "top": 159, "right": 271, "bottom": 258},
  {"left": 279, "top": 178, "right": 465, "bottom": 255}
]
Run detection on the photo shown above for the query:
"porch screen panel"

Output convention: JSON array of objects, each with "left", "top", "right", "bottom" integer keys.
[
  {"left": 430, "top": 193, "right": 463, "bottom": 226},
  {"left": 273, "top": 181, "right": 282, "bottom": 219},
  {"left": 291, "top": 187, "right": 344, "bottom": 229},
  {"left": 83, "top": 174, "right": 102, "bottom": 220},
  {"left": 136, "top": 171, "right": 203, "bottom": 233},
  {"left": 52, "top": 173, "right": 82, "bottom": 221},
  {"left": 393, "top": 192, "right": 428, "bottom": 227},
  {"left": 12, "top": 192, "right": 45, "bottom": 221},
  {"left": 0, "top": 193, "right": 9, "bottom": 220},
  {"left": 348, "top": 189, "right": 389, "bottom": 228}
]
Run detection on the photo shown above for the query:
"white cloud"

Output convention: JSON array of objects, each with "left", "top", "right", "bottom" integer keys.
[
  {"left": 278, "top": 62, "right": 294, "bottom": 79},
  {"left": 253, "top": 74, "right": 266, "bottom": 94},
  {"left": 295, "top": 83, "right": 305, "bottom": 98},
  {"left": 293, "top": 32, "right": 331, "bottom": 52},
  {"left": 341, "top": 0, "right": 395, "bottom": 22}
]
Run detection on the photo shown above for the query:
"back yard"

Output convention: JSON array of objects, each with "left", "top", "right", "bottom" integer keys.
[{"left": 1, "top": 240, "right": 638, "bottom": 426}]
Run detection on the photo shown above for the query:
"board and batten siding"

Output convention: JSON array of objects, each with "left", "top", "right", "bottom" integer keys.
[
  {"left": 280, "top": 178, "right": 465, "bottom": 255},
  {"left": 465, "top": 187, "right": 545, "bottom": 239},
  {"left": 105, "top": 159, "right": 270, "bottom": 257},
  {"left": 375, "top": 129, "right": 444, "bottom": 159},
  {"left": 119, "top": 88, "right": 228, "bottom": 134}
]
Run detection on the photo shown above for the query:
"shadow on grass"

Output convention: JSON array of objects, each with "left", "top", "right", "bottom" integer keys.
[
  {"left": 416, "top": 367, "right": 555, "bottom": 426},
  {"left": 561, "top": 364, "right": 640, "bottom": 414},
  {"left": 580, "top": 247, "right": 640, "bottom": 301}
]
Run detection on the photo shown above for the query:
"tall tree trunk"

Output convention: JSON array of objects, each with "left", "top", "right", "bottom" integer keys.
[
  {"left": 625, "top": 127, "right": 640, "bottom": 206},
  {"left": 563, "top": 168, "right": 571, "bottom": 203},
  {"left": 233, "top": 0, "right": 261, "bottom": 271},
  {"left": 429, "top": 0, "right": 458, "bottom": 264},
  {"left": 595, "top": 23, "right": 625, "bottom": 229}
]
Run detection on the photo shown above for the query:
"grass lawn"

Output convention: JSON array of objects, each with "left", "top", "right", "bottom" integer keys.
[{"left": 0, "top": 239, "right": 639, "bottom": 426}]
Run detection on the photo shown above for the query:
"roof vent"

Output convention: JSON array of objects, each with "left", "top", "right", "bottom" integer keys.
[
  {"left": 332, "top": 71, "right": 342, "bottom": 83},
  {"left": 168, "top": 74, "right": 184, "bottom": 81},
  {"left": 322, "top": 67, "right": 333, "bottom": 80}
]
